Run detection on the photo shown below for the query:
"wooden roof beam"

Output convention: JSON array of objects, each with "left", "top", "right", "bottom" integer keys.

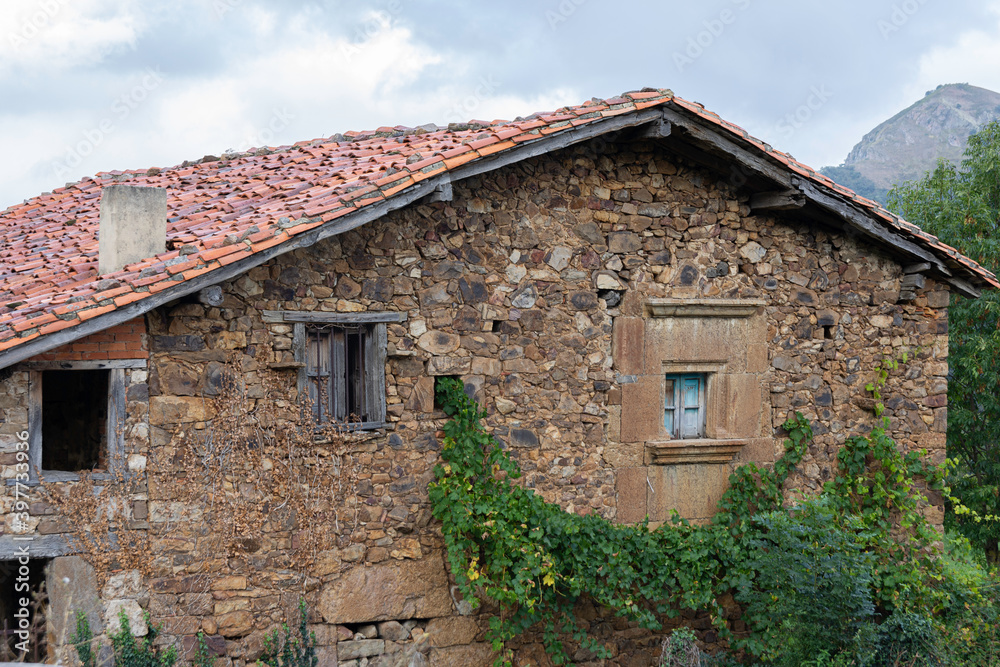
[{"left": 750, "top": 189, "right": 805, "bottom": 212}]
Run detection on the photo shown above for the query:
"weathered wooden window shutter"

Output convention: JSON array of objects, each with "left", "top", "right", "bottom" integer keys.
[
  {"left": 663, "top": 373, "right": 706, "bottom": 440},
  {"left": 298, "top": 318, "right": 390, "bottom": 428},
  {"left": 367, "top": 323, "right": 387, "bottom": 424}
]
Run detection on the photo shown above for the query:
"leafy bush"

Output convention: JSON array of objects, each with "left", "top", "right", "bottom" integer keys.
[
  {"left": 868, "top": 611, "right": 942, "bottom": 666},
  {"left": 193, "top": 631, "right": 215, "bottom": 667},
  {"left": 736, "top": 498, "right": 876, "bottom": 665},
  {"left": 256, "top": 599, "right": 317, "bottom": 667},
  {"left": 429, "top": 373, "right": 999, "bottom": 666},
  {"left": 71, "top": 611, "right": 95, "bottom": 667},
  {"left": 109, "top": 609, "right": 177, "bottom": 667},
  {"left": 658, "top": 627, "right": 702, "bottom": 666},
  {"left": 75, "top": 608, "right": 177, "bottom": 667},
  {"left": 934, "top": 535, "right": 1000, "bottom": 666}
]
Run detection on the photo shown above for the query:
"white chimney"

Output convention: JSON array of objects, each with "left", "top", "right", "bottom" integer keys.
[{"left": 98, "top": 185, "right": 167, "bottom": 275}]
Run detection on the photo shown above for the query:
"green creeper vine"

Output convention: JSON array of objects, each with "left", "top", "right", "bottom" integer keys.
[{"left": 430, "top": 368, "right": 957, "bottom": 666}]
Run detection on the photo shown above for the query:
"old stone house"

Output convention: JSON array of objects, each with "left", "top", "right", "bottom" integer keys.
[{"left": 0, "top": 89, "right": 995, "bottom": 666}]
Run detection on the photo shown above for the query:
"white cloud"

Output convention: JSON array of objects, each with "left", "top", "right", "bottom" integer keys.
[
  {"left": 0, "top": 0, "right": 142, "bottom": 74},
  {"left": 10, "top": 2, "right": 1000, "bottom": 210},
  {"left": 907, "top": 11, "right": 1000, "bottom": 101}
]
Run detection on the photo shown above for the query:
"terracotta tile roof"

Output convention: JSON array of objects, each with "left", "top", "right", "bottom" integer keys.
[{"left": 0, "top": 89, "right": 996, "bottom": 361}]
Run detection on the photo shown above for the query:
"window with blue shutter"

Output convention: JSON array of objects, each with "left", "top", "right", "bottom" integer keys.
[{"left": 664, "top": 373, "right": 706, "bottom": 439}]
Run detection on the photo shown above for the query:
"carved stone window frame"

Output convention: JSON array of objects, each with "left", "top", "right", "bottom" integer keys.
[{"left": 641, "top": 299, "right": 766, "bottom": 467}]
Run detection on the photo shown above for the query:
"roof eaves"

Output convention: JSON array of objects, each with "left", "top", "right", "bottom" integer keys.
[
  {"left": 0, "top": 172, "right": 448, "bottom": 370},
  {"left": 0, "top": 103, "right": 676, "bottom": 369}
]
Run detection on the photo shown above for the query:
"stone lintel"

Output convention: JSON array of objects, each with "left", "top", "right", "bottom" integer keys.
[
  {"left": 645, "top": 298, "right": 766, "bottom": 318},
  {"left": 645, "top": 438, "right": 748, "bottom": 465}
]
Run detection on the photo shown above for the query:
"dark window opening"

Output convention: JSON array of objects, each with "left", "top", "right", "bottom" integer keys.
[
  {"left": 306, "top": 324, "right": 374, "bottom": 424},
  {"left": 433, "top": 375, "right": 463, "bottom": 411},
  {"left": 42, "top": 370, "right": 107, "bottom": 472},
  {"left": 491, "top": 320, "right": 502, "bottom": 333},
  {"left": 824, "top": 325, "right": 834, "bottom": 339},
  {"left": 0, "top": 559, "right": 49, "bottom": 662}
]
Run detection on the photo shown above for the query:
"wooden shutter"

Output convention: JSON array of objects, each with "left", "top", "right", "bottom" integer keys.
[
  {"left": 366, "top": 323, "right": 387, "bottom": 425},
  {"left": 678, "top": 375, "right": 704, "bottom": 439}
]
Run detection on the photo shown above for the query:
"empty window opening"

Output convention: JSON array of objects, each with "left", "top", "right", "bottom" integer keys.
[
  {"left": 306, "top": 324, "right": 374, "bottom": 424},
  {"left": 664, "top": 373, "right": 706, "bottom": 439},
  {"left": 0, "top": 558, "right": 49, "bottom": 661},
  {"left": 42, "top": 370, "right": 107, "bottom": 472},
  {"left": 433, "top": 375, "right": 463, "bottom": 411},
  {"left": 823, "top": 325, "right": 835, "bottom": 339}
]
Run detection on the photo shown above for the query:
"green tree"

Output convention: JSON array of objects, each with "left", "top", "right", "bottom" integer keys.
[{"left": 888, "top": 121, "right": 1000, "bottom": 564}]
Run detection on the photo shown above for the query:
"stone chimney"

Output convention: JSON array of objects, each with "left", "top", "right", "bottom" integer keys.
[{"left": 98, "top": 185, "right": 168, "bottom": 275}]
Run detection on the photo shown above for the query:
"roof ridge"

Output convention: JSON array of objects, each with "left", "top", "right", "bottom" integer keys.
[{"left": 0, "top": 87, "right": 995, "bottom": 367}]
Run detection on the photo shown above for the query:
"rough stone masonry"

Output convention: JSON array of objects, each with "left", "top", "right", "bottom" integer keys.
[{"left": 0, "top": 133, "right": 949, "bottom": 666}]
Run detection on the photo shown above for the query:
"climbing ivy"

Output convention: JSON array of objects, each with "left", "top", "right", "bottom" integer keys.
[{"left": 429, "top": 373, "right": 955, "bottom": 665}]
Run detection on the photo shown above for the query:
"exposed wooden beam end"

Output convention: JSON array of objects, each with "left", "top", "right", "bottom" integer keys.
[
  {"left": 750, "top": 189, "right": 805, "bottom": 212},
  {"left": 638, "top": 118, "right": 672, "bottom": 140},
  {"left": 428, "top": 180, "right": 453, "bottom": 203},
  {"left": 197, "top": 285, "right": 224, "bottom": 306},
  {"left": 903, "top": 262, "right": 932, "bottom": 274}
]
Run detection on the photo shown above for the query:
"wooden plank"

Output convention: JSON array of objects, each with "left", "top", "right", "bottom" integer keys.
[
  {"left": 658, "top": 107, "right": 793, "bottom": 186},
  {"left": 638, "top": 118, "right": 672, "bottom": 139},
  {"left": 0, "top": 534, "right": 72, "bottom": 559},
  {"left": 27, "top": 372, "right": 41, "bottom": 485},
  {"left": 107, "top": 368, "right": 126, "bottom": 477},
  {"left": 749, "top": 189, "right": 805, "bottom": 211},
  {"left": 5, "top": 471, "right": 112, "bottom": 486},
  {"left": 331, "top": 330, "right": 346, "bottom": 421},
  {"left": 21, "top": 359, "right": 147, "bottom": 370},
  {"left": 263, "top": 311, "right": 407, "bottom": 324},
  {"left": 197, "top": 285, "right": 225, "bottom": 306},
  {"left": 793, "top": 180, "right": 947, "bottom": 270},
  {"left": 371, "top": 323, "right": 388, "bottom": 424},
  {"left": 293, "top": 322, "right": 306, "bottom": 402},
  {"left": 904, "top": 262, "right": 932, "bottom": 274}
]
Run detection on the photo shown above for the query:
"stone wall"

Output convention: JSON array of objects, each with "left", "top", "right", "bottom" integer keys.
[{"left": 0, "top": 136, "right": 950, "bottom": 665}]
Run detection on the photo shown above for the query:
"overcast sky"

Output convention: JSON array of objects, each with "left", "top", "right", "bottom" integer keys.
[{"left": 3, "top": 0, "right": 1000, "bottom": 210}]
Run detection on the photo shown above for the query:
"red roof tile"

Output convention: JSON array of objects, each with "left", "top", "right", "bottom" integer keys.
[{"left": 0, "top": 88, "right": 996, "bottom": 363}]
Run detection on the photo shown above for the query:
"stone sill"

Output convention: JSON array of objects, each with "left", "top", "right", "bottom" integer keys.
[
  {"left": 645, "top": 438, "right": 748, "bottom": 465},
  {"left": 646, "top": 298, "right": 766, "bottom": 318}
]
